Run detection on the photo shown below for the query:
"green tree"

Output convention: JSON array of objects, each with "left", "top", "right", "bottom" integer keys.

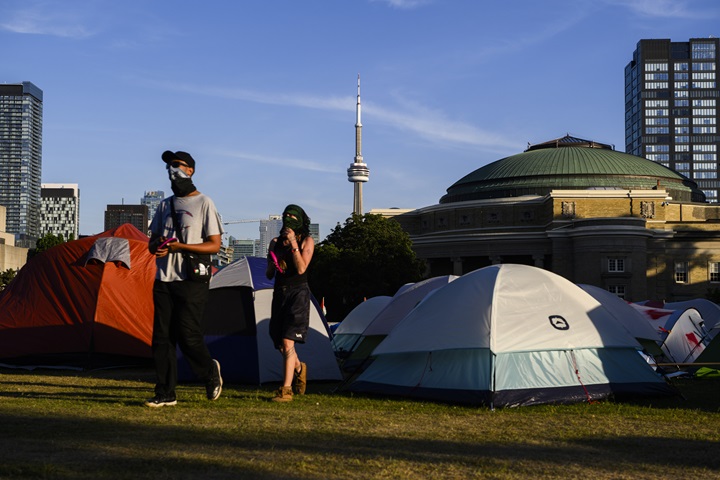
[
  {"left": 0, "top": 268, "right": 17, "bottom": 292},
  {"left": 309, "top": 213, "right": 425, "bottom": 322},
  {"left": 27, "top": 232, "right": 66, "bottom": 260}
]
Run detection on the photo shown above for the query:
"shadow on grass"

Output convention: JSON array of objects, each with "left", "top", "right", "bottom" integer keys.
[
  {"left": 335, "top": 376, "right": 720, "bottom": 413},
  {"left": 0, "top": 409, "right": 718, "bottom": 479},
  {"left": 0, "top": 367, "right": 719, "bottom": 478}
]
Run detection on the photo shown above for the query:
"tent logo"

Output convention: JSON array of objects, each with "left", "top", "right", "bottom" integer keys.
[{"left": 549, "top": 315, "right": 569, "bottom": 330}]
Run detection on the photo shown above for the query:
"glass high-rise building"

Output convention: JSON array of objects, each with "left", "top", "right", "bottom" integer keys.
[
  {"left": 259, "top": 215, "right": 282, "bottom": 256},
  {"left": 625, "top": 38, "right": 719, "bottom": 202},
  {"left": 229, "top": 237, "right": 256, "bottom": 260},
  {"left": 142, "top": 190, "right": 165, "bottom": 224},
  {"left": 41, "top": 183, "right": 80, "bottom": 240},
  {"left": 104, "top": 204, "right": 148, "bottom": 234},
  {"left": 0, "top": 82, "right": 43, "bottom": 247}
]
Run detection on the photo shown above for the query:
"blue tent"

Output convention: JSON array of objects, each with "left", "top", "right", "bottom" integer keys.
[{"left": 179, "top": 256, "right": 342, "bottom": 384}]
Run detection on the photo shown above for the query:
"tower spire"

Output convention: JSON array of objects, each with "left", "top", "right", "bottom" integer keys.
[{"left": 347, "top": 74, "right": 370, "bottom": 215}]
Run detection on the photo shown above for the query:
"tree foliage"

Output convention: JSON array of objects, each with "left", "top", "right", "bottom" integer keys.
[
  {"left": 0, "top": 268, "right": 17, "bottom": 292},
  {"left": 309, "top": 213, "right": 425, "bottom": 322},
  {"left": 27, "top": 232, "right": 66, "bottom": 260}
]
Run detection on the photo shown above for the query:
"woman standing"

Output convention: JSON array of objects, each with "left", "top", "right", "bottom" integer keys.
[{"left": 266, "top": 204, "right": 315, "bottom": 402}]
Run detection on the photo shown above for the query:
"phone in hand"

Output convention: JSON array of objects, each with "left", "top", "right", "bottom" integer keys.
[
  {"left": 158, "top": 237, "right": 178, "bottom": 249},
  {"left": 270, "top": 251, "right": 284, "bottom": 273}
]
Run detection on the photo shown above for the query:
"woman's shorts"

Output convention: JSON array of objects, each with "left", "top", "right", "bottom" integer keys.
[{"left": 269, "top": 284, "right": 310, "bottom": 347}]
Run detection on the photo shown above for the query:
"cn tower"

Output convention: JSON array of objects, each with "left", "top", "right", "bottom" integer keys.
[{"left": 347, "top": 74, "right": 370, "bottom": 215}]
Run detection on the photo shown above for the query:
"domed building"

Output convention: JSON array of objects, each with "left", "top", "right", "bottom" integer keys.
[{"left": 380, "top": 135, "right": 720, "bottom": 302}]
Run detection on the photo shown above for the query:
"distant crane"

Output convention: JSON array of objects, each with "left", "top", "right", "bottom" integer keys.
[
  {"left": 223, "top": 219, "right": 263, "bottom": 225},
  {"left": 221, "top": 219, "right": 263, "bottom": 243}
]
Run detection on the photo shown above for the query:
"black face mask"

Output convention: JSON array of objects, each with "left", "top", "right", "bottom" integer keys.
[
  {"left": 168, "top": 165, "right": 197, "bottom": 197},
  {"left": 170, "top": 177, "right": 196, "bottom": 197}
]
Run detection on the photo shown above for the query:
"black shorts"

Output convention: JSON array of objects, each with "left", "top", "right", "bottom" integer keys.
[{"left": 270, "top": 284, "right": 310, "bottom": 347}]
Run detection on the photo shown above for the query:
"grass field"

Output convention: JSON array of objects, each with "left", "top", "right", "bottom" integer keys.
[{"left": 1, "top": 367, "right": 719, "bottom": 479}]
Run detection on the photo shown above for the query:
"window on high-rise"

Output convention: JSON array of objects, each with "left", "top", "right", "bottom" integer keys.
[
  {"left": 694, "top": 172, "right": 717, "bottom": 179},
  {"left": 692, "top": 43, "right": 715, "bottom": 60},
  {"left": 646, "top": 62, "right": 668, "bottom": 71},
  {"left": 693, "top": 108, "right": 716, "bottom": 116}
]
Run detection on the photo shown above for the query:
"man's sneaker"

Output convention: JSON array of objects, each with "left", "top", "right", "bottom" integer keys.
[
  {"left": 145, "top": 394, "right": 177, "bottom": 408},
  {"left": 271, "top": 386, "right": 293, "bottom": 402},
  {"left": 206, "top": 359, "right": 223, "bottom": 401},
  {"left": 293, "top": 362, "right": 307, "bottom": 395}
]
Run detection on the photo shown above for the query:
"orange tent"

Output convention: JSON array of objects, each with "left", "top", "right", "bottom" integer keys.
[{"left": 0, "top": 224, "right": 156, "bottom": 366}]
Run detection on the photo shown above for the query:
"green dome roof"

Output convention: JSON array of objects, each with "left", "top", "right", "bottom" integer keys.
[{"left": 441, "top": 136, "right": 705, "bottom": 203}]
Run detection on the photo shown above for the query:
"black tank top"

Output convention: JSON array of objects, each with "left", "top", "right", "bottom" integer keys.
[{"left": 273, "top": 240, "right": 308, "bottom": 288}]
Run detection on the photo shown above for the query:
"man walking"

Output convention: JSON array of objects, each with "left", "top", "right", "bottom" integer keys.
[{"left": 145, "top": 150, "right": 223, "bottom": 407}]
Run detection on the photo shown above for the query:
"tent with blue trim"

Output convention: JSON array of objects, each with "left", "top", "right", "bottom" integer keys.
[{"left": 348, "top": 264, "right": 675, "bottom": 407}]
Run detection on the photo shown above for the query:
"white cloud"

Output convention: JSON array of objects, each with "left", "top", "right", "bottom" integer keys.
[
  {"left": 367, "top": 100, "right": 517, "bottom": 151},
  {"left": 370, "top": 0, "right": 433, "bottom": 9},
  {"left": 603, "top": 0, "right": 716, "bottom": 19},
  {"left": 142, "top": 78, "right": 517, "bottom": 153},
  {"left": 0, "top": 5, "right": 95, "bottom": 38},
  {"left": 214, "top": 150, "right": 342, "bottom": 174}
]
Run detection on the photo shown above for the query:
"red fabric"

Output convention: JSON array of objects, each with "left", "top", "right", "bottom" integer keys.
[{"left": 0, "top": 224, "right": 156, "bottom": 359}]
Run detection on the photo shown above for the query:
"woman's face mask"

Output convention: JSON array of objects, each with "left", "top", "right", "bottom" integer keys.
[{"left": 283, "top": 214, "right": 303, "bottom": 232}]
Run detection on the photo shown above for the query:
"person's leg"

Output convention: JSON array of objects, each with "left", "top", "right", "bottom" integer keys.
[
  {"left": 174, "top": 281, "right": 222, "bottom": 400},
  {"left": 280, "top": 338, "right": 298, "bottom": 388},
  {"left": 271, "top": 338, "right": 296, "bottom": 402},
  {"left": 174, "top": 281, "right": 213, "bottom": 380},
  {"left": 151, "top": 280, "right": 175, "bottom": 396},
  {"left": 286, "top": 286, "right": 310, "bottom": 394}
]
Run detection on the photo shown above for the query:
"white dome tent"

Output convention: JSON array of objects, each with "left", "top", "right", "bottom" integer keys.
[{"left": 348, "top": 264, "right": 675, "bottom": 407}]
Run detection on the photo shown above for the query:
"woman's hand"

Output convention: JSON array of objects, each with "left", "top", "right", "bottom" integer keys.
[{"left": 282, "top": 227, "right": 297, "bottom": 244}]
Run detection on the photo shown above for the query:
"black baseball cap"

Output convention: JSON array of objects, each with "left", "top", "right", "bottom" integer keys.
[{"left": 162, "top": 150, "right": 196, "bottom": 169}]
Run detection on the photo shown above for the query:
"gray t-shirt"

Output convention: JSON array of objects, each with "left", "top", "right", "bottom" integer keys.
[{"left": 150, "top": 193, "right": 223, "bottom": 282}]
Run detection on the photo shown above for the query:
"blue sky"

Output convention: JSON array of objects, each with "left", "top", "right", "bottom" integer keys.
[{"left": 2, "top": 0, "right": 720, "bottom": 241}]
